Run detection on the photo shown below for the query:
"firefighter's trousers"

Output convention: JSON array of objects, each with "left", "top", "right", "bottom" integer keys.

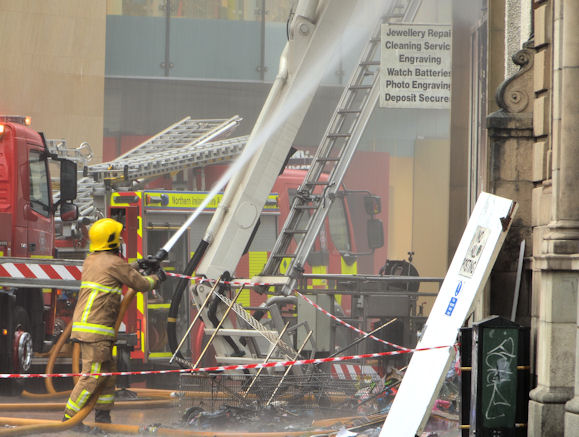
[{"left": 64, "top": 340, "right": 117, "bottom": 419}]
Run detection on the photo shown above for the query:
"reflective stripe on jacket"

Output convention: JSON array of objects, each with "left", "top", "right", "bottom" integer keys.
[{"left": 71, "top": 251, "right": 156, "bottom": 342}]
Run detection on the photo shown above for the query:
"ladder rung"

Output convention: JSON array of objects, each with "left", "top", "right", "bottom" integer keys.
[
  {"left": 360, "top": 61, "right": 380, "bottom": 66},
  {"left": 205, "top": 329, "right": 279, "bottom": 337},
  {"left": 305, "top": 181, "right": 330, "bottom": 185},
  {"left": 327, "top": 133, "right": 351, "bottom": 138},
  {"left": 271, "top": 254, "right": 296, "bottom": 259},
  {"left": 284, "top": 229, "right": 307, "bottom": 235},
  {"left": 294, "top": 204, "right": 317, "bottom": 210},
  {"left": 314, "top": 157, "right": 340, "bottom": 162},
  {"left": 337, "top": 109, "right": 362, "bottom": 114},
  {"left": 349, "top": 85, "right": 372, "bottom": 90}
]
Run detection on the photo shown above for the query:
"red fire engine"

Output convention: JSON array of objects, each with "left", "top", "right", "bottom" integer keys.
[{"left": 0, "top": 115, "right": 79, "bottom": 390}]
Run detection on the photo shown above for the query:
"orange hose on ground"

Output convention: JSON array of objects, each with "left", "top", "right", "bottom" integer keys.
[
  {"left": 96, "top": 423, "right": 325, "bottom": 436},
  {"left": 0, "top": 385, "right": 102, "bottom": 436},
  {"left": 0, "top": 417, "right": 328, "bottom": 436},
  {"left": 3, "top": 289, "right": 140, "bottom": 435},
  {"left": 0, "top": 399, "right": 173, "bottom": 411}
]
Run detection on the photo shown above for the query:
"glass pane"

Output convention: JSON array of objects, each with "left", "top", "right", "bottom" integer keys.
[
  {"left": 342, "top": 191, "right": 371, "bottom": 254},
  {"left": 105, "top": 1, "right": 166, "bottom": 76},
  {"left": 328, "top": 197, "right": 351, "bottom": 254},
  {"left": 262, "top": 0, "right": 293, "bottom": 81},
  {"left": 28, "top": 150, "right": 51, "bottom": 217}
]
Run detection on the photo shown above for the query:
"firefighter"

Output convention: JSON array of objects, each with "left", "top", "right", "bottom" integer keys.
[{"left": 62, "top": 218, "right": 164, "bottom": 427}]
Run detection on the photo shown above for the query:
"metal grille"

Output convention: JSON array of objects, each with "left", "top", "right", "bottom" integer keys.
[{"left": 177, "top": 368, "right": 385, "bottom": 413}]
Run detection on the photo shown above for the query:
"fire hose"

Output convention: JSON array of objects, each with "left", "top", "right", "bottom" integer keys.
[
  {"left": 0, "top": 384, "right": 102, "bottom": 436},
  {"left": 0, "top": 288, "right": 151, "bottom": 435}
]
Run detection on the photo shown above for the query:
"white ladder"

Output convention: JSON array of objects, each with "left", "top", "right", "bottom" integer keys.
[
  {"left": 67, "top": 116, "right": 245, "bottom": 223},
  {"left": 261, "top": 0, "right": 423, "bottom": 296},
  {"left": 86, "top": 115, "right": 243, "bottom": 184}
]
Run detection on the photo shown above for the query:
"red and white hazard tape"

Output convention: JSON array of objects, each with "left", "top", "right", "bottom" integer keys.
[
  {"left": 0, "top": 345, "right": 451, "bottom": 380},
  {"left": 0, "top": 262, "right": 82, "bottom": 281},
  {"left": 295, "top": 292, "right": 411, "bottom": 352},
  {"left": 330, "top": 363, "right": 381, "bottom": 380}
]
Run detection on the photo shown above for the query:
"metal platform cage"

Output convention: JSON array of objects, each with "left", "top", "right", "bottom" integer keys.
[{"left": 177, "top": 366, "right": 388, "bottom": 415}]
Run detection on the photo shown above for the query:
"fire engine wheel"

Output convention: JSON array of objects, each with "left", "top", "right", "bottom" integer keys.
[
  {"left": 14, "top": 330, "right": 33, "bottom": 373},
  {"left": 13, "top": 305, "right": 33, "bottom": 372}
]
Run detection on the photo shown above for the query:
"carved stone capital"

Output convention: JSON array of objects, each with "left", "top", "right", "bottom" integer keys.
[
  {"left": 542, "top": 220, "right": 579, "bottom": 256},
  {"left": 530, "top": 385, "right": 574, "bottom": 404},
  {"left": 566, "top": 396, "right": 579, "bottom": 415},
  {"left": 496, "top": 46, "right": 535, "bottom": 113}
]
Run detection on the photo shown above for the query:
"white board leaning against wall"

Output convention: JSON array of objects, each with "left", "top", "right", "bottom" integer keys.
[{"left": 381, "top": 192, "right": 517, "bottom": 436}]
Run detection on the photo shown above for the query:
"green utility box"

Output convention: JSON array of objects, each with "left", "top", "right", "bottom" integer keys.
[{"left": 460, "top": 316, "right": 530, "bottom": 437}]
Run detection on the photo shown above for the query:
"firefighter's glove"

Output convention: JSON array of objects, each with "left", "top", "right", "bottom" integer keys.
[{"left": 156, "top": 268, "right": 167, "bottom": 283}]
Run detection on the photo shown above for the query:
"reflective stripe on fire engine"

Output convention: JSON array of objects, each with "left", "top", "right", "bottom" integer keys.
[
  {"left": 149, "top": 303, "right": 170, "bottom": 309},
  {"left": 310, "top": 265, "right": 328, "bottom": 288},
  {"left": 340, "top": 258, "right": 357, "bottom": 275},
  {"left": 339, "top": 258, "right": 358, "bottom": 306},
  {"left": 137, "top": 292, "right": 145, "bottom": 354},
  {"left": 149, "top": 352, "right": 172, "bottom": 359},
  {"left": 72, "top": 322, "right": 115, "bottom": 337},
  {"left": 0, "top": 261, "right": 83, "bottom": 280},
  {"left": 336, "top": 257, "right": 358, "bottom": 305},
  {"left": 52, "top": 264, "right": 79, "bottom": 280},
  {"left": 246, "top": 251, "right": 268, "bottom": 307},
  {"left": 29, "top": 264, "right": 52, "bottom": 280},
  {"left": 137, "top": 215, "right": 143, "bottom": 260}
]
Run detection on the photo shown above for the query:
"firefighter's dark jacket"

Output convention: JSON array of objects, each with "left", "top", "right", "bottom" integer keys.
[{"left": 71, "top": 251, "right": 157, "bottom": 342}]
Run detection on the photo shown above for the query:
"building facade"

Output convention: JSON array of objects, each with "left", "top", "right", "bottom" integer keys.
[{"left": 453, "top": 0, "right": 579, "bottom": 435}]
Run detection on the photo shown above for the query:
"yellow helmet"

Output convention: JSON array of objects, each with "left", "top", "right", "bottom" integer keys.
[{"left": 89, "top": 218, "right": 123, "bottom": 252}]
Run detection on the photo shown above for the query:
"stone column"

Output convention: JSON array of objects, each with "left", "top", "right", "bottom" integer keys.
[
  {"left": 559, "top": 0, "right": 579, "bottom": 434},
  {"left": 529, "top": 0, "right": 579, "bottom": 435}
]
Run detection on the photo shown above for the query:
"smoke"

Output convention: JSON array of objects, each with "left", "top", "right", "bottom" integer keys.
[{"left": 162, "top": 0, "right": 390, "bottom": 254}]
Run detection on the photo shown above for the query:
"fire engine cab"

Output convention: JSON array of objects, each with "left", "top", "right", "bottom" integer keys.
[{"left": 0, "top": 115, "right": 78, "bottom": 389}]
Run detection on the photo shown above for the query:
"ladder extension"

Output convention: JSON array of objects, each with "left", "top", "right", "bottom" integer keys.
[
  {"left": 261, "top": 0, "right": 423, "bottom": 296},
  {"left": 86, "top": 115, "right": 243, "bottom": 183}
]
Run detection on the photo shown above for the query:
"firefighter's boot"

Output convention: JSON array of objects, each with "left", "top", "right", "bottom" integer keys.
[
  {"left": 62, "top": 416, "right": 92, "bottom": 432},
  {"left": 95, "top": 409, "right": 112, "bottom": 424}
]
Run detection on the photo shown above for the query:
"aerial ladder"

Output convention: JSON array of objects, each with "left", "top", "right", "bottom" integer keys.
[
  {"left": 53, "top": 115, "right": 246, "bottom": 225},
  {"left": 171, "top": 0, "right": 423, "bottom": 369},
  {"left": 260, "top": 0, "right": 423, "bottom": 296}
]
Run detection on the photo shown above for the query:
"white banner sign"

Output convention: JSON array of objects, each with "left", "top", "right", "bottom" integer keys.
[
  {"left": 380, "top": 192, "right": 517, "bottom": 436},
  {"left": 380, "top": 24, "right": 452, "bottom": 109}
]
